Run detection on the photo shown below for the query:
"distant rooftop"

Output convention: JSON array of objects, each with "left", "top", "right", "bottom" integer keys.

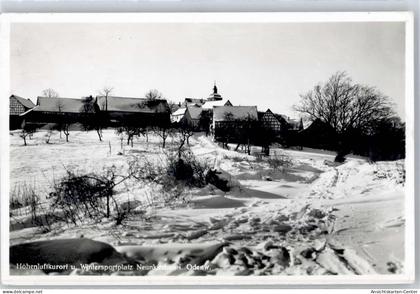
[
  {"left": 213, "top": 105, "right": 258, "bottom": 122},
  {"left": 10, "top": 95, "right": 36, "bottom": 109},
  {"left": 186, "top": 105, "right": 204, "bottom": 120},
  {"left": 96, "top": 96, "right": 169, "bottom": 113},
  {"left": 34, "top": 97, "right": 86, "bottom": 113}
]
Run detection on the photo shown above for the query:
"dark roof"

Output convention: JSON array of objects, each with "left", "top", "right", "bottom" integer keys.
[
  {"left": 96, "top": 96, "right": 170, "bottom": 113},
  {"left": 186, "top": 105, "right": 203, "bottom": 120},
  {"left": 213, "top": 106, "right": 258, "bottom": 122},
  {"left": 10, "top": 95, "right": 35, "bottom": 109},
  {"left": 34, "top": 97, "right": 87, "bottom": 113},
  {"left": 274, "top": 114, "right": 288, "bottom": 123},
  {"left": 299, "top": 119, "right": 336, "bottom": 136},
  {"left": 263, "top": 109, "right": 301, "bottom": 128}
]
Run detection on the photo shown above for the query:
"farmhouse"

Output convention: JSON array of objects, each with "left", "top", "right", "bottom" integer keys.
[
  {"left": 260, "top": 109, "right": 287, "bottom": 134},
  {"left": 95, "top": 96, "right": 171, "bottom": 127},
  {"left": 180, "top": 105, "right": 203, "bottom": 129},
  {"left": 9, "top": 95, "right": 36, "bottom": 130},
  {"left": 260, "top": 109, "right": 303, "bottom": 134},
  {"left": 212, "top": 105, "right": 258, "bottom": 142}
]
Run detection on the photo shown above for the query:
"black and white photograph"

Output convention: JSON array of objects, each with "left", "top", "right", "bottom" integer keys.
[{"left": 0, "top": 13, "right": 414, "bottom": 285}]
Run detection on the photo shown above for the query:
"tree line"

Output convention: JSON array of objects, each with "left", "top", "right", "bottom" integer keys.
[{"left": 294, "top": 71, "right": 405, "bottom": 162}]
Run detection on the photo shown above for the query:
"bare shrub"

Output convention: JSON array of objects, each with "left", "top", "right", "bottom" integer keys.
[
  {"left": 166, "top": 150, "right": 209, "bottom": 188},
  {"left": 10, "top": 182, "right": 54, "bottom": 232},
  {"left": 129, "top": 150, "right": 210, "bottom": 205},
  {"left": 50, "top": 166, "right": 132, "bottom": 225},
  {"left": 10, "top": 182, "right": 35, "bottom": 210}
]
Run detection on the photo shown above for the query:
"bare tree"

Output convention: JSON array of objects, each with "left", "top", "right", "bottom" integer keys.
[
  {"left": 219, "top": 112, "right": 234, "bottom": 149},
  {"left": 41, "top": 88, "right": 59, "bottom": 98},
  {"left": 199, "top": 109, "right": 212, "bottom": 136},
  {"left": 174, "top": 124, "right": 194, "bottom": 158},
  {"left": 145, "top": 89, "right": 164, "bottom": 100},
  {"left": 20, "top": 124, "right": 36, "bottom": 146},
  {"left": 98, "top": 86, "right": 113, "bottom": 111},
  {"left": 81, "top": 96, "right": 103, "bottom": 141},
  {"left": 62, "top": 123, "right": 71, "bottom": 142},
  {"left": 167, "top": 99, "right": 180, "bottom": 113},
  {"left": 153, "top": 126, "right": 171, "bottom": 148},
  {"left": 115, "top": 125, "right": 146, "bottom": 147},
  {"left": 294, "top": 71, "right": 393, "bottom": 161},
  {"left": 55, "top": 100, "right": 65, "bottom": 139}
]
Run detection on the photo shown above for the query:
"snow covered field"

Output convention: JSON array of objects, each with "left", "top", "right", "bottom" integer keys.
[{"left": 8, "top": 129, "right": 405, "bottom": 276}]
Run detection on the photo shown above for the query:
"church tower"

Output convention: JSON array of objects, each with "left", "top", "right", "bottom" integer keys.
[{"left": 207, "top": 81, "right": 223, "bottom": 101}]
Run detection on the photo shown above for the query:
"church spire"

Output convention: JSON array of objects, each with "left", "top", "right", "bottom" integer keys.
[
  {"left": 208, "top": 81, "right": 222, "bottom": 101},
  {"left": 213, "top": 81, "right": 218, "bottom": 94}
]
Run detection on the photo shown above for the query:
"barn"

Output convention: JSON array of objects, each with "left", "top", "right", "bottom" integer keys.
[
  {"left": 22, "top": 96, "right": 96, "bottom": 129},
  {"left": 9, "top": 95, "right": 36, "bottom": 130},
  {"left": 95, "top": 96, "right": 171, "bottom": 127}
]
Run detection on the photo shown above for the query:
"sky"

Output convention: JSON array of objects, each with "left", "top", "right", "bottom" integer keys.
[{"left": 10, "top": 21, "right": 405, "bottom": 119}]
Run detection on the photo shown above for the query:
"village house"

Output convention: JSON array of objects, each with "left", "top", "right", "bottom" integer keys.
[
  {"left": 259, "top": 109, "right": 286, "bottom": 134},
  {"left": 259, "top": 108, "right": 304, "bottom": 143},
  {"left": 173, "top": 83, "right": 232, "bottom": 128},
  {"left": 179, "top": 105, "right": 204, "bottom": 129},
  {"left": 212, "top": 105, "right": 258, "bottom": 142},
  {"left": 9, "top": 95, "right": 36, "bottom": 130}
]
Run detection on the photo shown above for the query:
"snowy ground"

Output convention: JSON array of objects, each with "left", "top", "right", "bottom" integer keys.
[{"left": 9, "top": 129, "right": 405, "bottom": 276}]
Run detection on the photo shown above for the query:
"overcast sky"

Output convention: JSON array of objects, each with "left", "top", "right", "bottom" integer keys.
[{"left": 10, "top": 22, "right": 405, "bottom": 119}]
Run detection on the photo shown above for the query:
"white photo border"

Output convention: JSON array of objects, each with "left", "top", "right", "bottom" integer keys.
[{"left": 0, "top": 11, "right": 415, "bottom": 286}]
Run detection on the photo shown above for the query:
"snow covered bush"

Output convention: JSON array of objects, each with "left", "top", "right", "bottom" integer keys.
[
  {"left": 166, "top": 150, "right": 209, "bottom": 188},
  {"left": 50, "top": 166, "right": 132, "bottom": 225},
  {"left": 128, "top": 150, "right": 210, "bottom": 205}
]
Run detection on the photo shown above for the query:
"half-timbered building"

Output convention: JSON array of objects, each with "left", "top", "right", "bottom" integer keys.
[{"left": 9, "top": 95, "right": 36, "bottom": 129}]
